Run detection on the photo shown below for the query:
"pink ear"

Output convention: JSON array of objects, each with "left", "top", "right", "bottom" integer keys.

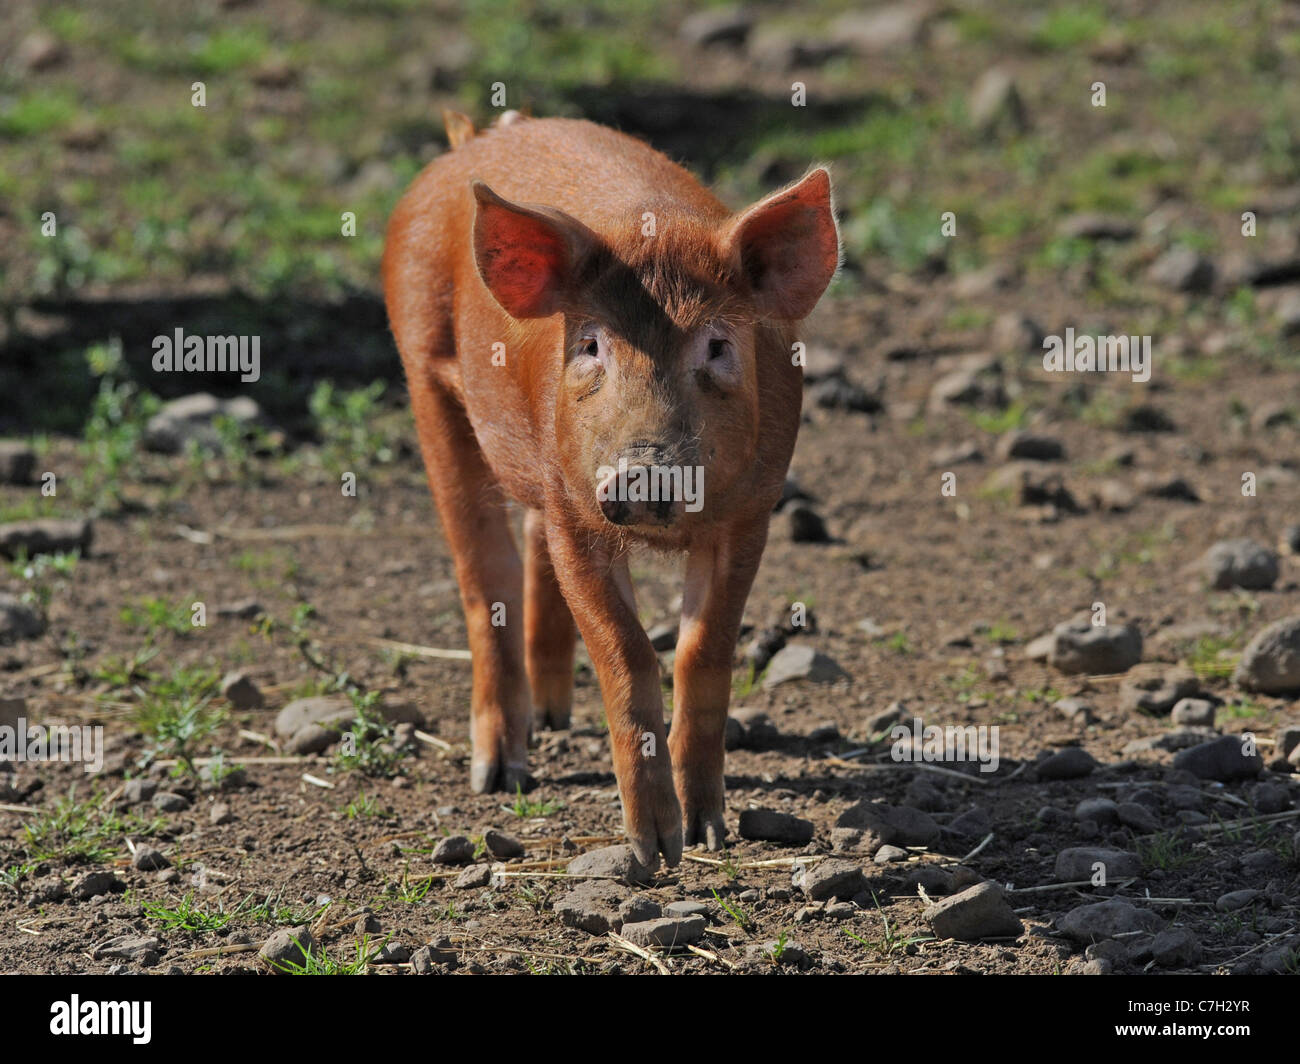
[
  {"left": 471, "top": 181, "right": 582, "bottom": 318},
  {"left": 724, "top": 168, "right": 839, "bottom": 320}
]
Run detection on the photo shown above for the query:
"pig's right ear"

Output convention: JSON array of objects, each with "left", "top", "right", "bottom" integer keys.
[{"left": 471, "top": 181, "right": 588, "bottom": 319}]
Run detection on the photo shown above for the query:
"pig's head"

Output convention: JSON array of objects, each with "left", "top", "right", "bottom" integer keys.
[{"left": 470, "top": 169, "right": 839, "bottom": 535}]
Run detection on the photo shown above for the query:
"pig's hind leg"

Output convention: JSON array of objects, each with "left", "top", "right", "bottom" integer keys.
[
  {"left": 524, "top": 509, "right": 576, "bottom": 730},
  {"left": 407, "top": 373, "right": 533, "bottom": 794}
]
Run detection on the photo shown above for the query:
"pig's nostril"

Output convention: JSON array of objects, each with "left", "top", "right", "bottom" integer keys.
[{"left": 601, "top": 497, "right": 632, "bottom": 525}]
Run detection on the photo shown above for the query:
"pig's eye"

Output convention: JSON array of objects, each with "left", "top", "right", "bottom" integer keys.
[{"left": 707, "top": 338, "right": 730, "bottom": 361}]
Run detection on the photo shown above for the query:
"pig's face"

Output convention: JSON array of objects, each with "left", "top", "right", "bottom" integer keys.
[
  {"left": 471, "top": 170, "right": 839, "bottom": 534},
  {"left": 556, "top": 302, "right": 759, "bottom": 530}
]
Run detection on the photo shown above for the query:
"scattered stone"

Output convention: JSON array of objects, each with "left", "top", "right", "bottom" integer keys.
[
  {"left": 1135, "top": 470, "right": 1196, "bottom": 497},
  {"left": 665, "top": 900, "right": 710, "bottom": 919},
  {"left": 1036, "top": 747, "right": 1099, "bottom": 780},
  {"left": 928, "top": 357, "right": 1006, "bottom": 411},
  {"left": 122, "top": 779, "right": 158, "bottom": 805},
  {"left": 16, "top": 31, "right": 66, "bottom": 72},
  {"left": 785, "top": 504, "right": 832, "bottom": 543},
  {"left": 831, "top": 3, "right": 936, "bottom": 55},
  {"left": 1054, "top": 847, "right": 1141, "bottom": 882},
  {"left": 215, "top": 599, "right": 265, "bottom": 619},
  {"left": 946, "top": 807, "right": 993, "bottom": 838},
  {"left": 274, "top": 695, "right": 355, "bottom": 737},
  {"left": 1201, "top": 538, "right": 1279, "bottom": 590},
  {"left": 809, "top": 376, "right": 881, "bottom": 413},
  {"left": 1150, "top": 927, "right": 1201, "bottom": 968},
  {"left": 370, "top": 943, "right": 410, "bottom": 964},
  {"left": 1233, "top": 616, "right": 1300, "bottom": 694},
  {"left": 793, "top": 858, "right": 867, "bottom": 901},
  {"left": 0, "top": 593, "right": 46, "bottom": 643},
  {"left": 72, "top": 872, "right": 126, "bottom": 901},
  {"left": 131, "top": 846, "right": 170, "bottom": 872},
  {"left": 144, "top": 393, "right": 266, "bottom": 455},
  {"left": 1075, "top": 798, "right": 1119, "bottom": 825},
  {"left": 92, "top": 934, "right": 161, "bottom": 966},
  {"left": 1054, "top": 697, "right": 1096, "bottom": 725},
  {"left": 1171, "top": 698, "right": 1216, "bottom": 727},
  {"left": 483, "top": 828, "right": 524, "bottom": 860},
  {"left": 738, "top": 808, "right": 815, "bottom": 846},
  {"left": 969, "top": 67, "right": 1027, "bottom": 135},
  {"left": 1119, "top": 665, "right": 1200, "bottom": 715},
  {"left": 762, "top": 644, "right": 847, "bottom": 688},
  {"left": 1047, "top": 618, "right": 1142, "bottom": 675},
  {"left": 431, "top": 835, "right": 475, "bottom": 865},
  {"left": 1215, "top": 889, "right": 1262, "bottom": 912},
  {"left": 748, "top": 939, "right": 811, "bottom": 967},
  {"left": 287, "top": 724, "right": 336, "bottom": 756},
  {"left": 454, "top": 864, "right": 492, "bottom": 889},
  {"left": 259, "top": 926, "right": 318, "bottom": 972},
  {"left": 151, "top": 791, "right": 190, "bottom": 813},
  {"left": 930, "top": 441, "right": 984, "bottom": 467},
  {"left": 1115, "top": 802, "right": 1160, "bottom": 833},
  {"left": 874, "top": 844, "right": 909, "bottom": 863},
  {"left": 1057, "top": 212, "right": 1137, "bottom": 240},
  {"left": 1123, "top": 730, "right": 1218, "bottom": 756},
  {"left": 620, "top": 915, "right": 705, "bottom": 949},
  {"left": 924, "top": 881, "right": 1023, "bottom": 941},
  {"left": 744, "top": 627, "right": 787, "bottom": 674},
  {"left": 28, "top": 876, "right": 66, "bottom": 904},
  {"left": 1172, "top": 735, "right": 1263, "bottom": 782},
  {"left": 835, "top": 800, "right": 939, "bottom": 848},
  {"left": 680, "top": 6, "right": 755, "bottom": 48},
  {"left": 990, "top": 312, "right": 1044, "bottom": 354},
  {"left": 618, "top": 895, "right": 662, "bottom": 924},
  {"left": 646, "top": 623, "right": 678, "bottom": 652},
  {"left": 730, "top": 707, "right": 779, "bottom": 749},
  {"left": 1091, "top": 480, "right": 1137, "bottom": 513},
  {"left": 906, "top": 865, "right": 956, "bottom": 895},
  {"left": 1057, "top": 899, "right": 1162, "bottom": 943},
  {"left": 0, "top": 442, "right": 36, "bottom": 484},
  {"left": 996, "top": 431, "right": 1065, "bottom": 462},
  {"left": 1148, "top": 246, "right": 1215, "bottom": 292},
  {"left": 555, "top": 881, "right": 625, "bottom": 934},
  {"left": 567, "top": 845, "right": 652, "bottom": 885},
  {"left": 220, "top": 671, "right": 264, "bottom": 711}
]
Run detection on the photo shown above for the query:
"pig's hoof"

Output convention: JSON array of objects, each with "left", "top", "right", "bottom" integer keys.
[
  {"left": 470, "top": 759, "right": 533, "bottom": 795},
  {"left": 535, "top": 705, "right": 570, "bottom": 731},
  {"left": 625, "top": 790, "right": 684, "bottom": 871},
  {"left": 683, "top": 807, "right": 727, "bottom": 851},
  {"left": 627, "top": 821, "right": 682, "bottom": 873}
]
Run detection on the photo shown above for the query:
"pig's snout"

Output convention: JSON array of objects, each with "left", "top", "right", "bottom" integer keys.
[{"left": 595, "top": 446, "right": 702, "bottom": 527}]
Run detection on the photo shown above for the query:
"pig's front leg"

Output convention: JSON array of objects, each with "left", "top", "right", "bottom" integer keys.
[
  {"left": 670, "top": 518, "right": 768, "bottom": 850},
  {"left": 544, "top": 516, "right": 683, "bottom": 870}
]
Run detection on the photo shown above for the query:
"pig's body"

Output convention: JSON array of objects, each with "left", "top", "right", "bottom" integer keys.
[{"left": 383, "top": 114, "right": 838, "bottom": 869}]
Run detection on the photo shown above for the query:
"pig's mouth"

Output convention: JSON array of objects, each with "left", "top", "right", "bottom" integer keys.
[{"left": 594, "top": 453, "right": 705, "bottom": 527}]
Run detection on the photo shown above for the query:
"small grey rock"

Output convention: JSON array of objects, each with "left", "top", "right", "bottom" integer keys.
[
  {"left": 71, "top": 871, "right": 126, "bottom": 901},
  {"left": 1201, "top": 538, "right": 1278, "bottom": 590},
  {"left": 619, "top": 915, "right": 705, "bottom": 949},
  {"left": 483, "top": 828, "right": 524, "bottom": 860},
  {"left": 1058, "top": 899, "right": 1162, "bottom": 943},
  {"left": 259, "top": 926, "right": 318, "bottom": 972},
  {"left": 567, "top": 845, "right": 652, "bottom": 885},
  {"left": 151, "top": 791, "right": 190, "bottom": 812},
  {"left": 131, "top": 846, "right": 170, "bottom": 871},
  {"left": 1036, "top": 747, "right": 1099, "bottom": 780},
  {"left": 924, "top": 881, "right": 1023, "bottom": 941},
  {"left": 1054, "top": 847, "right": 1141, "bottom": 882},
  {"left": 1172, "top": 734, "right": 1263, "bottom": 781},
  {"left": 793, "top": 858, "right": 867, "bottom": 901},
  {"left": 432, "top": 835, "right": 475, "bottom": 865},
  {"left": 738, "top": 808, "right": 815, "bottom": 846}
]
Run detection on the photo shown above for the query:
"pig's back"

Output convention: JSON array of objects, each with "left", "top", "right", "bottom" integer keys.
[{"left": 413, "top": 117, "right": 728, "bottom": 234}]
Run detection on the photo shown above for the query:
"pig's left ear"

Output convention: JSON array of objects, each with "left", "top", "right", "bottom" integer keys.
[
  {"left": 722, "top": 168, "right": 840, "bottom": 320},
  {"left": 471, "top": 181, "right": 592, "bottom": 318}
]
